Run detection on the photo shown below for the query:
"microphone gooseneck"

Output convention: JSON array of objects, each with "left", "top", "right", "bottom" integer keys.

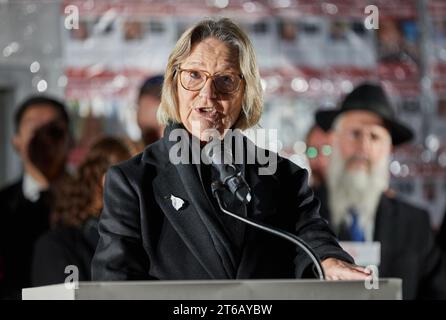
[{"left": 211, "top": 181, "right": 325, "bottom": 280}]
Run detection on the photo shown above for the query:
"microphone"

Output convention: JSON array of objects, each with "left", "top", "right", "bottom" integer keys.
[
  {"left": 204, "top": 138, "right": 251, "bottom": 204},
  {"left": 211, "top": 182, "right": 325, "bottom": 280}
]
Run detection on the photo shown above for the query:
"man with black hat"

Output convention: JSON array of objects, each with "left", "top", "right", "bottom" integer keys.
[{"left": 315, "top": 82, "right": 446, "bottom": 299}]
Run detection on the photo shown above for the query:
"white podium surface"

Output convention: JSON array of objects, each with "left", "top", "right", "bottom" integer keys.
[{"left": 22, "top": 279, "right": 402, "bottom": 300}]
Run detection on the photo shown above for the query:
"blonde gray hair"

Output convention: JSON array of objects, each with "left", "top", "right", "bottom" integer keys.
[{"left": 157, "top": 18, "right": 263, "bottom": 130}]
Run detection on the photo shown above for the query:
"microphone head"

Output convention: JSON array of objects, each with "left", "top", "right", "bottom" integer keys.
[
  {"left": 235, "top": 184, "right": 251, "bottom": 204},
  {"left": 204, "top": 137, "right": 252, "bottom": 205}
]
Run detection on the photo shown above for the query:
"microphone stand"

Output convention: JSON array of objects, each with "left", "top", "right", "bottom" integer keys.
[{"left": 211, "top": 181, "right": 325, "bottom": 280}]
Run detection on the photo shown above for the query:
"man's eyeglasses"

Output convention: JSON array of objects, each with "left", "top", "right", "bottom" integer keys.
[{"left": 178, "top": 68, "right": 244, "bottom": 94}]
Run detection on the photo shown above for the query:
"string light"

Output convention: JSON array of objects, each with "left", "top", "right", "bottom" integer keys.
[
  {"left": 37, "top": 79, "right": 48, "bottom": 92},
  {"left": 30, "top": 61, "right": 40, "bottom": 73}
]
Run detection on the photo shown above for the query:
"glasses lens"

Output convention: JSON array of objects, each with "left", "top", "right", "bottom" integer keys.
[
  {"left": 214, "top": 74, "right": 239, "bottom": 93},
  {"left": 181, "top": 70, "right": 204, "bottom": 90}
]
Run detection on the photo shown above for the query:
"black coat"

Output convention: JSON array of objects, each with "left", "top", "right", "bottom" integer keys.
[
  {"left": 92, "top": 124, "right": 352, "bottom": 281},
  {"left": 0, "top": 180, "right": 51, "bottom": 299},
  {"left": 315, "top": 184, "right": 446, "bottom": 300},
  {"left": 31, "top": 218, "right": 99, "bottom": 287}
]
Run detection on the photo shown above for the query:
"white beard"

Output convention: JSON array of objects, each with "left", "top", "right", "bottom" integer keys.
[{"left": 327, "top": 147, "right": 390, "bottom": 240}]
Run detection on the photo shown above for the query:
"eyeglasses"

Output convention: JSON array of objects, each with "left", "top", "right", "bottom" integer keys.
[{"left": 178, "top": 68, "right": 243, "bottom": 94}]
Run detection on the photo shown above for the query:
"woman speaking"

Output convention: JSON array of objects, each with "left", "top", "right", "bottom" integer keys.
[{"left": 92, "top": 18, "right": 370, "bottom": 281}]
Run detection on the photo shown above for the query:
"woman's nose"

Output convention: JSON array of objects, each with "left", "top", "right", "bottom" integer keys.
[{"left": 199, "top": 78, "right": 217, "bottom": 99}]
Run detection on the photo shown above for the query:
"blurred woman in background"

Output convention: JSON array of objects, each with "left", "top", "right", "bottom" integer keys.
[{"left": 31, "top": 136, "right": 133, "bottom": 286}]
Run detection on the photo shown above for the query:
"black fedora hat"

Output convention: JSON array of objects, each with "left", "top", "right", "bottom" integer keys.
[{"left": 315, "top": 82, "right": 413, "bottom": 146}]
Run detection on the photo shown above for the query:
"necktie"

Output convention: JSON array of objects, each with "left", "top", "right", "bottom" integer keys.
[{"left": 348, "top": 207, "right": 365, "bottom": 242}]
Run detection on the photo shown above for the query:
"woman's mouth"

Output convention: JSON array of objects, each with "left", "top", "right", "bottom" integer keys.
[
  {"left": 193, "top": 107, "right": 219, "bottom": 121},
  {"left": 198, "top": 107, "right": 214, "bottom": 112}
]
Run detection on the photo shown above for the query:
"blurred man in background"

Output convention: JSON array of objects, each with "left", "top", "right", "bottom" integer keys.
[
  {"left": 315, "top": 83, "right": 446, "bottom": 299},
  {"left": 0, "top": 95, "right": 71, "bottom": 299},
  {"left": 305, "top": 124, "right": 333, "bottom": 188},
  {"left": 437, "top": 209, "right": 446, "bottom": 252},
  {"left": 136, "top": 75, "right": 164, "bottom": 145}
]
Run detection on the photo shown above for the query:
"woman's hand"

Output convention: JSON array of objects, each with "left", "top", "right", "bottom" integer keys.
[{"left": 321, "top": 258, "right": 372, "bottom": 280}]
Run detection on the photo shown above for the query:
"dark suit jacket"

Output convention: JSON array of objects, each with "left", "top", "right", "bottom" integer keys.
[
  {"left": 315, "top": 184, "right": 446, "bottom": 300},
  {"left": 0, "top": 179, "right": 51, "bottom": 299},
  {"left": 437, "top": 209, "right": 446, "bottom": 252},
  {"left": 92, "top": 124, "right": 352, "bottom": 281},
  {"left": 31, "top": 218, "right": 99, "bottom": 286}
]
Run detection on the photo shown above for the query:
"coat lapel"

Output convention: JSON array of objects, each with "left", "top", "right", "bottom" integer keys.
[
  {"left": 149, "top": 123, "right": 238, "bottom": 278},
  {"left": 151, "top": 164, "right": 230, "bottom": 278}
]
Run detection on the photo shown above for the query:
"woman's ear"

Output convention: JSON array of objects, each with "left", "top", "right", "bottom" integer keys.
[{"left": 101, "top": 174, "right": 106, "bottom": 188}]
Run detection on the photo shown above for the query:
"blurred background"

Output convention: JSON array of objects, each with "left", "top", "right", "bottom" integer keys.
[{"left": 0, "top": 0, "right": 445, "bottom": 228}]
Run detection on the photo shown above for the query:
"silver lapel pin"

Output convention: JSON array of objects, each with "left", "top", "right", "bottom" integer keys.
[{"left": 170, "top": 195, "right": 185, "bottom": 211}]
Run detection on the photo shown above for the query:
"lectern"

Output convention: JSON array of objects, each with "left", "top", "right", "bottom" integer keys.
[{"left": 22, "top": 279, "right": 402, "bottom": 300}]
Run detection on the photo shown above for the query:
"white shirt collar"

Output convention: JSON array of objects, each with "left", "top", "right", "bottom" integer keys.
[{"left": 22, "top": 173, "right": 47, "bottom": 202}]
